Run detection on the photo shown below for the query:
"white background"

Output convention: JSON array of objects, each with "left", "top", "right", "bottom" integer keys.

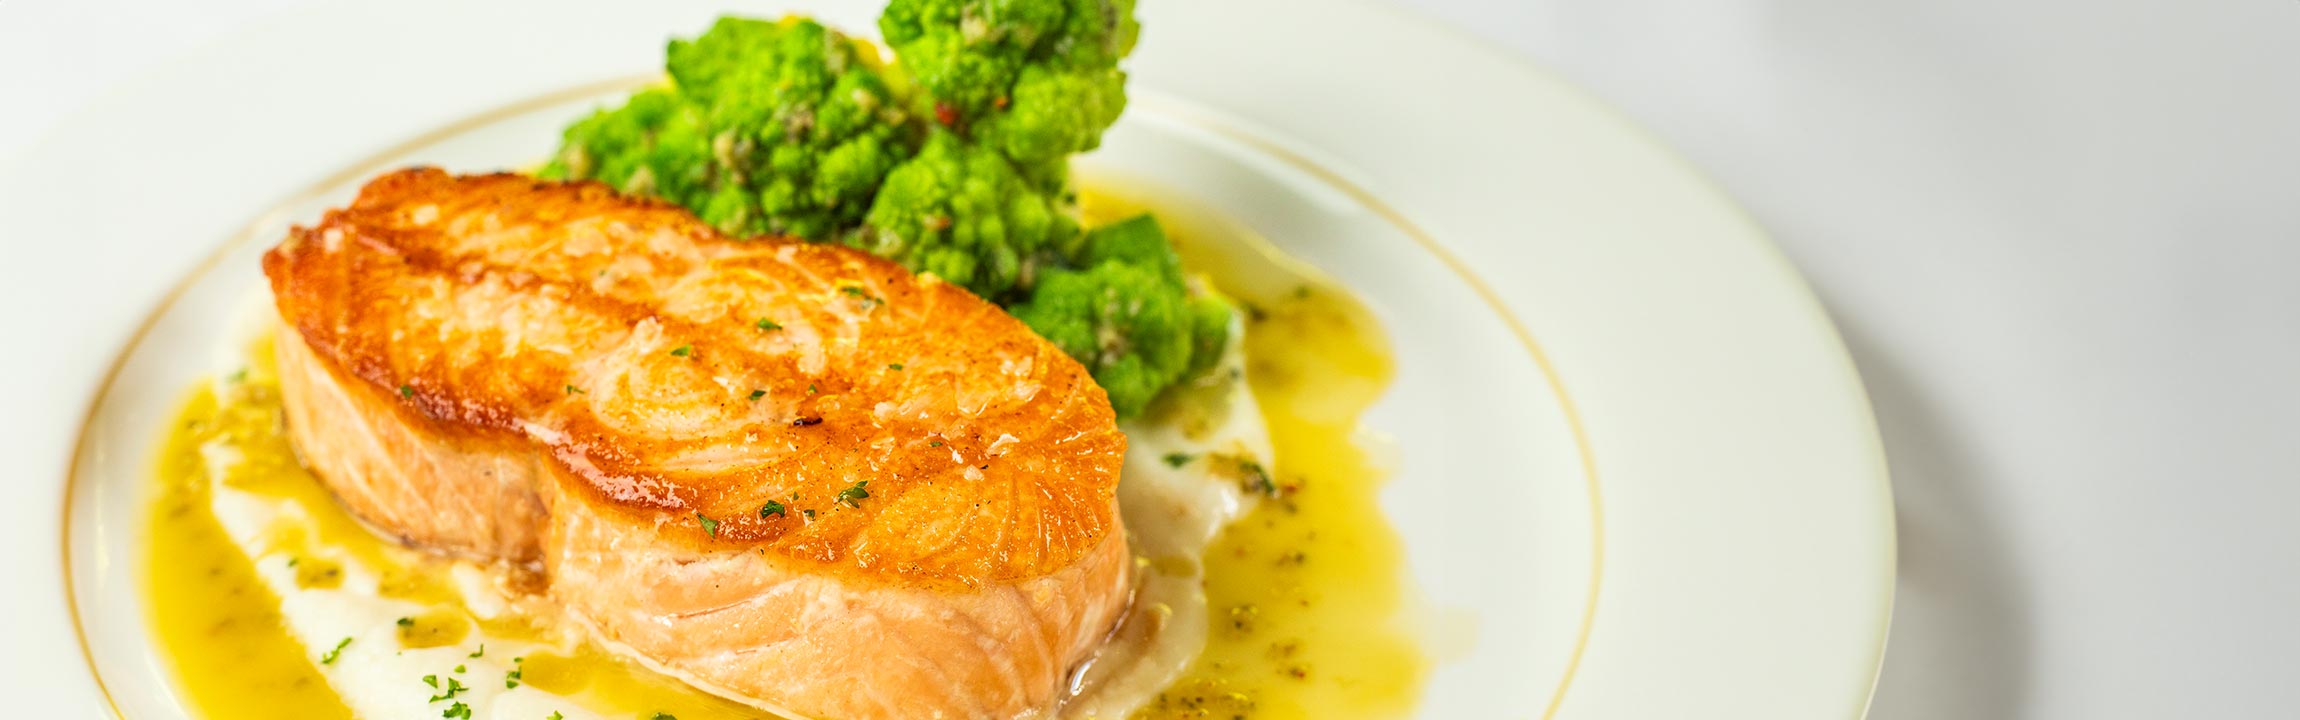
[{"left": 3, "top": 1, "right": 2293, "bottom": 718}]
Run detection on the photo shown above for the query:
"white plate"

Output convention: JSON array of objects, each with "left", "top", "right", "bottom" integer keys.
[{"left": 1, "top": 0, "right": 1894, "bottom": 717}]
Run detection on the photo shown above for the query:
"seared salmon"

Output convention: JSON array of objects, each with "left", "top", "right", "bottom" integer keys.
[{"left": 263, "top": 168, "right": 1131, "bottom": 719}]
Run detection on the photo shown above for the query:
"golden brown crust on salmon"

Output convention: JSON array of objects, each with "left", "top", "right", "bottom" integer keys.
[
  {"left": 267, "top": 168, "right": 1136, "bottom": 718},
  {"left": 262, "top": 168, "right": 1126, "bottom": 589}
]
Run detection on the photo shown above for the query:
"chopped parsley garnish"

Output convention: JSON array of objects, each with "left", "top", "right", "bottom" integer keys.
[
  {"left": 399, "top": 385, "right": 414, "bottom": 398},
  {"left": 467, "top": 644, "right": 484, "bottom": 659},
  {"left": 1162, "top": 452, "right": 1194, "bottom": 468},
  {"left": 564, "top": 384, "right": 585, "bottom": 395},
  {"left": 669, "top": 344, "right": 693, "bottom": 357},
  {"left": 802, "top": 509, "right": 816, "bottom": 520},
  {"left": 839, "top": 286, "right": 882, "bottom": 309},
  {"left": 928, "top": 440, "right": 942, "bottom": 447},
  {"left": 422, "top": 674, "right": 438, "bottom": 688},
  {"left": 319, "top": 636, "right": 352, "bottom": 664},
  {"left": 808, "top": 382, "right": 818, "bottom": 394},
  {"left": 442, "top": 701, "right": 472, "bottom": 719},
  {"left": 652, "top": 713, "right": 678, "bottom": 719},
  {"left": 836, "top": 480, "right": 871, "bottom": 507},
  {"left": 453, "top": 664, "right": 466, "bottom": 673},
  {"left": 888, "top": 363, "right": 904, "bottom": 370},
  {"left": 696, "top": 513, "right": 721, "bottom": 537},
  {"left": 748, "top": 389, "right": 766, "bottom": 401},
  {"left": 755, "top": 317, "right": 782, "bottom": 331},
  {"left": 505, "top": 665, "right": 523, "bottom": 689},
  {"left": 1240, "top": 460, "right": 1278, "bottom": 497},
  {"left": 227, "top": 368, "right": 247, "bottom": 383},
  {"left": 428, "top": 676, "right": 468, "bottom": 702},
  {"left": 396, "top": 616, "right": 414, "bottom": 628},
  {"left": 549, "top": 713, "right": 564, "bottom": 720},
  {"left": 760, "top": 501, "right": 786, "bottom": 518}
]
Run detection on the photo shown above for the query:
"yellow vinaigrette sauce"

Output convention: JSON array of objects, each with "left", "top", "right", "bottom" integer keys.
[
  {"left": 146, "top": 181, "right": 1424, "bottom": 719},
  {"left": 1085, "top": 181, "right": 1426, "bottom": 720}
]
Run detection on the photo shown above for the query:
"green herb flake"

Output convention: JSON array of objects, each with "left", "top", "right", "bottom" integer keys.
[
  {"left": 653, "top": 713, "right": 679, "bottom": 719},
  {"left": 453, "top": 664, "right": 465, "bottom": 674},
  {"left": 442, "top": 701, "right": 472, "bottom": 719},
  {"left": 399, "top": 385, "right": 414, "bottom": 398},
  {"left": 760, "top": 501, "right": 786, "bottom": 518},
  {"left": 669, "top": 344, "right": 693, "bottom": 357},
  {"left": 505, "top": 665, "right": 523, "bottom": 689},
  {"left": 467, "top": 644, "right": 484, "bottom": 659},
  {"left": 836, "top": 480, "right": 871, "bottom": 508},
  {"left": 1242, "top": 460, "right": 1278, "bottom": 497},
  {"left": 565, "top": 384, "right": 585, "bottom": 395},
  {"left": 422, "top": 674, "right": 438, "bottom": 688},
  {"left": 549, "top": 713, "right": 564, "bottom": 720},
  {"left": 839, "top": 286, "right": 882, "bottom": 309},
  {"left": 748, "top": 389, "right": 766, "bottom": 401},
  {"left": 803, "top": 509, "right": 816, "bottom": 520},
  {"left": 696, "top": 513, "right": 721, "bottom": 537},
  {"left": 755, "top": 318, "right": 782, "bottom": 331},
  {"left": 428, "top": 676, "right": 468, "bottom": 702},
  {"left": 888, "top": 363, "right": 904, "bottom": 370},
  {"left": 1162, "top": 452, "right": 1194, "bottom": 468},
  {"left": 320, "top": 637, "right": 352, "bottom": 664},
  {"left": 929, "top": 440, "right": 942, "bottom": 447}
]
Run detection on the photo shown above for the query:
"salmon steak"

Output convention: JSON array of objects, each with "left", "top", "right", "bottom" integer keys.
[{"left": 262, "top": 168, "right": 1133, "bottom": 719}]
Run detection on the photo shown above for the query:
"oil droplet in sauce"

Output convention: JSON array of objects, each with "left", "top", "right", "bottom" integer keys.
[{"left": 396, "top": 607, "right": 472, "bottom": 649}]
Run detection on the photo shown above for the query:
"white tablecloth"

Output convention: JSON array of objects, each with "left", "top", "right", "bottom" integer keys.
[{"left": 5, "top": 1, "right": 2293, "bottom": 717}]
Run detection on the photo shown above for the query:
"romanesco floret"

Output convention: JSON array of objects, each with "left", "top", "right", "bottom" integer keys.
[
  {"left": 879, "top": 0, "right": 1138, "bottom": 168},
  {"left": 544, "top": 17, "right": 913, "bottom": 240},
  {"left": 544, "top": 11, "right": 1224, "bottom": 419},
  {"left": 858, "top": 130, "right": 1079, "bottom": 300},
  {"left": 542, "top": 88, "right": 716, "bottom": 204},
  {"left": 1010, "top": 215, "right": 1229, "bottom": 418}
]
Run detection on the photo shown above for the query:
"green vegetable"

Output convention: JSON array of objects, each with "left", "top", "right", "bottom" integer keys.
[
  {"left": 878, "top": 0, "right": 1139, "bottom": 167},
  {"left": 856, "top": 130, "right": 1078, "bottom": 299},
  {"left": 1011, "top": 215, "right": 1228, "bottom": 417},
  {"left": 544, "top": 17, "right": 913, "bottom": 240},
  {"left": 545, "top": 7, "right": 1237, "bottom": 420}
]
